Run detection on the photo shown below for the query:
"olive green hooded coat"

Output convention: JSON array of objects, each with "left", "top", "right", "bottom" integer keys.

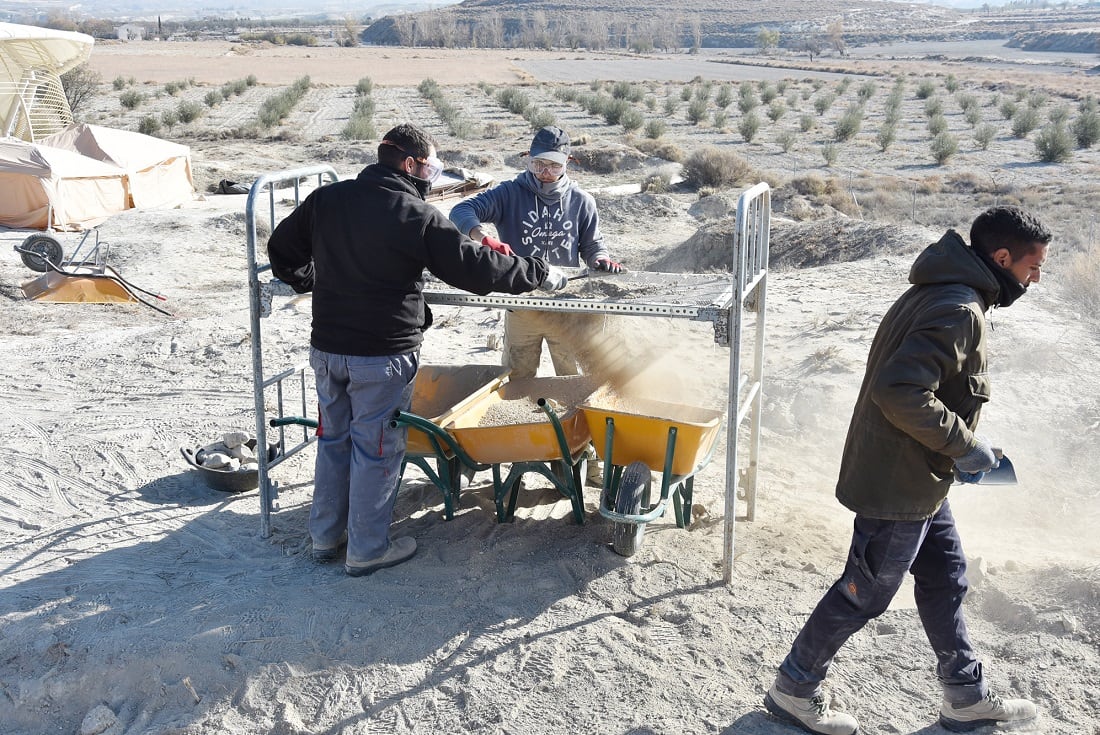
[{"left": 835, "top": 230, "right": 1016, "bottom": 520}]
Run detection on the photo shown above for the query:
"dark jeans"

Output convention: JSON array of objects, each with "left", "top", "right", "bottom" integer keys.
[{"left": 777, "top": 500, "right": 986, "bottom": 706}]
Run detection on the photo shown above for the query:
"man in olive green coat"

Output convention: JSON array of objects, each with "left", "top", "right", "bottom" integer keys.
[{"left": 764, "top": 206, "right": 1050, "bottom": 735}]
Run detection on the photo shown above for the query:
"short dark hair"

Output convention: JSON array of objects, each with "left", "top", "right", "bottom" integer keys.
[
  {"left": 377, "top": 123, "right": 436, "bottom": 169},
  {"left": 970, "top": 205, "right": 1051, "bottom": 259}
]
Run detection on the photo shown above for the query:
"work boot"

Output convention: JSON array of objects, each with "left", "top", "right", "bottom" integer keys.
[
  {"left": 764, "top": 683, "right": 859, "bottom": 735},
  {"left": 311, "top": 532, "right": 347, "bottom": 563},
  {"left": 939, "top": 691, "right": 1037, "bottom": 732},
  {"left": 344, "top": 537, "right": 417, "bottom": 577}
]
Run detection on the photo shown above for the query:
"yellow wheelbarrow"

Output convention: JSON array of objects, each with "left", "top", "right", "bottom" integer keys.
[
  {"left": 394, "top": 375, "right": 599, "bottom": 524},
  {"left": 582, "top": 396, "right": 724, "bottom": 556}
]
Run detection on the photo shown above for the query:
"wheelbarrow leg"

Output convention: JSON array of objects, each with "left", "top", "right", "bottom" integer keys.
[{"left": 492, "top": 463, "right": 512, "bottom": 522}]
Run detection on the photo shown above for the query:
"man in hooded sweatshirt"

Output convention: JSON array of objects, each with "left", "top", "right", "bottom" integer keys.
[
  {"left": 449, "top": 126, "right": 623, "bottom": 379},
  {"left": 267, "top": 123, "right": 568, "bottom": 577},
  {"left": 763, "top": 205, "right": 1050, "bottom": 735}
]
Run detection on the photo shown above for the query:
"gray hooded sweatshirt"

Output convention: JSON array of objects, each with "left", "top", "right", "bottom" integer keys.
[{"left": 449, "top": 170, "right": 609, "bottom": 268}]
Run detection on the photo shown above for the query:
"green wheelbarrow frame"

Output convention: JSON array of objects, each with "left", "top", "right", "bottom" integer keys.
[
  {"left": 393, "top": 397, "right": 589, "bottom": 525},
  {"left": 597, "top": 415, "right": 724, "bottom": 556}
]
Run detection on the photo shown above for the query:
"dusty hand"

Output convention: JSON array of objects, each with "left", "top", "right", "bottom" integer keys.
[
  {"left": 593, "top": 257, "right": 624, "bottom": 274},
  {"left": 538, "top": 265, "right": 569, "bottom": 292},
  {"left": 954, "top": 438, "right": 999, "bottom": 474},
  {"left": 481, "top": 235, "right": 514, "bottom": 256}
]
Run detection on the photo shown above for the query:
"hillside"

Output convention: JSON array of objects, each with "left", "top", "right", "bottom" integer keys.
[{"left": 362, "top": 0, "right": 1100, "bottom": 51}]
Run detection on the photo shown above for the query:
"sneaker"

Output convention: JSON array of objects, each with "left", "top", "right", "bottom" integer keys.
[
  {"left": 764, "top": 683, "right": 860, "bottom": 735},
  {"left": 344, "top": 537, "right": 417, "bottom": 577},
  {"left": 939, "top": 692, "right": 1037, "bottom": 732},
  {"left": 310, "top": 533, "right": 347, "bottom": 563}
]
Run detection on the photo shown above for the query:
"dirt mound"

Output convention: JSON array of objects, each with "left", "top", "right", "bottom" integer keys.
[{"left": 647, "top": 216, "right": 938, "bottom": 273}]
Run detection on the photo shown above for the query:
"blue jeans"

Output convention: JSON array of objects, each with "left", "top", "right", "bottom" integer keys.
[
  {"left": 309, "top": 347, "right": 418, "bottom": 563},
  {"left": 777, "top": 500, "right": 986, "bottom": 706}
]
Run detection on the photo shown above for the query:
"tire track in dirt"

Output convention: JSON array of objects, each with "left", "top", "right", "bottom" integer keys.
[
  {"left": 288, "top": 86, "right": 356, "bottom": 141},
  {"left": 372, "top": 86, "right": 445, "bottom": 141}
]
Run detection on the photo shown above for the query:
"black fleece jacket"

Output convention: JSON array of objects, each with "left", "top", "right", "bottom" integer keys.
[{"left": 267, "top": 164, "right": 550, "bottom": 356}]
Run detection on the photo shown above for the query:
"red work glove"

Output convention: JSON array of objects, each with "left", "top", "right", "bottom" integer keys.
[
  {"left": 593, "top": 257, "right": 624, "bottom": 274},
  {"left": 481, "top": 235, "right": 514, "bottom": 256}
]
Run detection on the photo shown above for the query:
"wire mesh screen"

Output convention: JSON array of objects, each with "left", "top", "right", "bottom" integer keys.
[{"left": 0, "top": 70, "right": 74, "bottom": 141}]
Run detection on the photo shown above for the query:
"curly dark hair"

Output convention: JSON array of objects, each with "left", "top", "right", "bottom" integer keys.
[
  {"left": 970, "top": 205, "right": 1052, "bottom": 259},
  {"left": 377, "top": 123, "right": 436, "bottom": 170}
]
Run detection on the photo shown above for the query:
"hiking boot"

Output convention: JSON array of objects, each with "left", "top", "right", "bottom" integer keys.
[
  {"left": 344, "top": 537, "right": 417, "bottom": 577},
  {"left": 939, "top": 692, "right": 1037, "bottom": 732},
  {"left": 311, "top": 532, "right": 347, "bottom": 563},
  {"left": 764, "top": 683, "right": 859, "bottom": 735}
]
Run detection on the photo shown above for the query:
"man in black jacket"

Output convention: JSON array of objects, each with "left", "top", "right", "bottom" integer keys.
[
  {"left": 764, "top": 206, "right": 1050, "bottom": 735},
  {"left": 268, "top": 123, "right": 566, "bottom": 577}
]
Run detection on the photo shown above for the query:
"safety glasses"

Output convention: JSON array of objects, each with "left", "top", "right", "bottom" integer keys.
[
  {"left": 529, "top": 159, "right": 565, "bottom": 175},
  {"left": 381, "top": 140, "right": 444, "bottom": 183}
]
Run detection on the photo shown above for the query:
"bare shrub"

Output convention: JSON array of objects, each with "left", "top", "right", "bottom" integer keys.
[
  {"left": 927, "top": 114, "right": 948, "bottom": 136},
  {"left": 1072, "top": 107, "right": 1100, "bottom": 148},
  {"left": 738, "top": 112, "right": 760, "bottom": 142},
  {"left": 60, "top": 63, "right": 100, "bottom": 117},
  {"left": 681, "top": 146, "right": 756, "bottom": 189},
  {"left": 813, "top": 92, "right": 836, "bottom": 116},
  {"left": 137, "top": 115, "right": 160, "bottom": 136},
  {"left": 876, "top": 122, "right": 896, "bottom": 152},
  {"left": 120, "top": 89, "right": 145, "bottom": 110},
  {"left": 687, "top": 98, "right": 708, "bottom": 125},
  {"left": 619, "top": 107, "right": 644, "bottom": 133},
  {"left": 974, "top": 123, "right": 997, "bottom": 150},
  {"left": 714, "top": 84, "right": 733, "bottom": 109},
  {"left": 1034, "top": 123, "right": 1073, "bottom": 163},
  {"left": 1011, "top": 107, "right": 1040, "bottom": 139},
  {"left": 177, "top": 101, "right": 204, "bottom": 123},
  {"left": 790, "top": 174, "right": 824, "bottom": 196},
  {"left": 834, "top": 104, "right": 863, "bottom": 142},
  {"left": 644, "top": 119, "right": 666, "bottom": 139},
  {"left": 633, "top": 139, "right": 683, "bottom": 162},
  {"left": 641, "top": 168, "right": 675, "bottom": 193},
  {"left": 930, "top": 131, "right": 959, "bottom": 165}
]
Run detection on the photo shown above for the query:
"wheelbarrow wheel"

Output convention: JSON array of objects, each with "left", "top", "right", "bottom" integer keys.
[
  {"left": 19, "top": 234, "right": 64, "bottom": 273},
  {"left": 612, "top": 461, "right": 650, "bottom": 557}
]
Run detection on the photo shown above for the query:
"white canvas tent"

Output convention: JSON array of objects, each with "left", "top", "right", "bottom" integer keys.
[
  {"left": 0, "top": 137, "right": 128, "bottom": 230},
  {"left": 0, "top": 25, "right": 194, "bottom": 230},
  {"left": 0, "top": 23, "right": 91, "bottom": 142},
  {"left": 43, "top": 123, "right": 194, "bottom": 210}
]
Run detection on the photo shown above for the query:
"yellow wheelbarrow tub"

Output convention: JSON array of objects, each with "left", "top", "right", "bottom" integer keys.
[
  {"left": 444, "top": 376, "right": 599, "bottom": 465},
  {"left": 581, "top": 396, "right": 724, "bottom": 477},
  {"left": 405, "top": 364, "right": 509, "bottom": 456}
]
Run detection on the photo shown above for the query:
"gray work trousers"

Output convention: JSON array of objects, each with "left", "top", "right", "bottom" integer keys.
[{"left": 309, "top": 347, "right": 418, "bottom": 564}]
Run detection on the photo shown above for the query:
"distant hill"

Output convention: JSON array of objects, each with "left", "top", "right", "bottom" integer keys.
[{"left": 361, "top": 0, "right": 1100, "bottom": 51}]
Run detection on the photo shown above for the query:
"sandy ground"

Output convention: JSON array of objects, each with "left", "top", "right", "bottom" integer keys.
[{"left": 2, "top": 43, "right": 1099, "bottom": 735}]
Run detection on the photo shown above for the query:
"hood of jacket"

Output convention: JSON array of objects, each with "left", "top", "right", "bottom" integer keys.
[
  {"left": 516, "top": 169, "right": 574, "bottom": 202},
  {"left": 908, "top": 229, "right": 1023, "bottom": 309}
]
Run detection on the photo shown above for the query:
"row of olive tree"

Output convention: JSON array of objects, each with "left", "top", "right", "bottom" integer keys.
[{"left": 392, "top": 10, "right": 702, "bottom": 52}]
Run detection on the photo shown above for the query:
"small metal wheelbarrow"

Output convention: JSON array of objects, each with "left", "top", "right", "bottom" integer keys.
[{"left": 582, "top": 397, "right": 725, "bottom": 557}]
